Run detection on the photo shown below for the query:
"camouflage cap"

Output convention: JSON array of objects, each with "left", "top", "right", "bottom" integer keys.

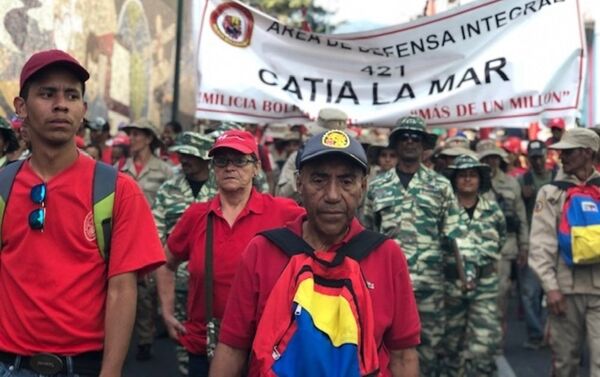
[
  {"left": 445, "top": 154, "right": 492, "bottom": 192},
  {"left": 206, "top": 121, "right": 244, "bottom": 140},
  {"left": 476, "top": 139, "right": 508, "bottom": 161},
  {"left": 169, "top": 131, "right": 213, "bottom": 160},
  {"left": 439, "top": 146, "right": 477, "bottom": 158},
  {"left": 389, "top": 116, "right": 438, "bottom": 149},
  {"left": 550, "top": 128, "right": 600, "bottom": 151},
  {"left": 444, "top": 135, "right": 471, "bottom": 150}
]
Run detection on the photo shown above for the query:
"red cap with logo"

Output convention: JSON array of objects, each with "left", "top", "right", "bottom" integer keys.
[
  {"left": 209, "top": 130, "right": 258, "bottom": 158},
  {"left": 548, "top": 118, "right": 565, "bottom": 130},
  {"left": 20, "top": 49, "right": 90, "bottom": 90}
]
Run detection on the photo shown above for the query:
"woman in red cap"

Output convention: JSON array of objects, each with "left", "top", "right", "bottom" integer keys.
[{"left": 157, "top": 129, "right": 304, "bottom": 377}]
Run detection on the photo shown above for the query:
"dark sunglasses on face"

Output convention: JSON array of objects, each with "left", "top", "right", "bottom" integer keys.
[
  {"left": 397, "top": 133, "right": 423, "bottom": 143},
  {"left": 212, "top": 156, "right": 257, "bottom": 168},
  {"left": 29, "top": 183, "right": 46, "bottom": 230}
]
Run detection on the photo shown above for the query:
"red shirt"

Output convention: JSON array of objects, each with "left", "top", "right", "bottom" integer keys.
[
  {"left": 167, "top": 189, "right": 304, "bottom": 354},
  {"left": 101, "top": 146, "right": 113, "bottom": 164},
  {"left": 220, "top": 216, "right": 421, "bottom": 377},
  {"left": 0, "top": 154, "right": 165, "bottom": 355}
]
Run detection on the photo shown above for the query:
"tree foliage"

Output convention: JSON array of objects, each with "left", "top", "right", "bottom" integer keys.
[{"left": 242, "top": 0, "right": 334, "bottom": 33}]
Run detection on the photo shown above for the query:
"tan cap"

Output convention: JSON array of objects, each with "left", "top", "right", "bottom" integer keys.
[
  {"left": 122, "top": 118, "right": 163, "bottom": 149},
  {"left": 306, "top": 108, "right": 348, "bottom": 136},
  {"left": 549, "top": 128, "right": 600, "bottom": 151},
  {"left": 476, "top": 139, "right": 508, "bottom": 161}
]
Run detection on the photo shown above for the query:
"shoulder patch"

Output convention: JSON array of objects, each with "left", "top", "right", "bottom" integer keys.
[{"left": 534, "top": 200, "right": 544, "bottom": 213}]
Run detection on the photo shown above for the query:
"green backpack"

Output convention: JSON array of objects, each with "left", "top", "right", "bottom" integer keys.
[{"left": 0, "top": 160, "right": 117, "bottom": 261}]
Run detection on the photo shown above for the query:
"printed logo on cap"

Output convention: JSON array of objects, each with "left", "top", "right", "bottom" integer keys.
[
  {"left": 210, "top": 2, "right": 254, "bottom": 48},
  {"left": 322, "top": 130, "right": 350, "bottom": 149}
]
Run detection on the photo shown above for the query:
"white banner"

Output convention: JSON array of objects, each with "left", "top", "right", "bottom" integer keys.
[{"left": 195, "top": 0, "right": 586, "bottom": 128}]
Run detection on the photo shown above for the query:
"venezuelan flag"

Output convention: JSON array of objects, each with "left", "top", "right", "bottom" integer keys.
[{"left": 272, "top": 277, "right": 362, "bottom": 377}]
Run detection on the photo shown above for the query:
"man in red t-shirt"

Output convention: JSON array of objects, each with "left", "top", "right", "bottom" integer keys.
[
  {"left": 210, "top": 129, "right": 421, "bottom": 377},
  {"left": 0, "top": 50, "right": 165, "bottom": 377}
]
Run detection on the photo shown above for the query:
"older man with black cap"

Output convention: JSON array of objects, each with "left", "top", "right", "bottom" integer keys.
[
  {"left": 0, "top": 50, "right": 164, "bottom": 377},
  {"left": 211, "top": 129, "right": 420, "bottom": 377},
  {"left": 529, "top": 128, "right": 600, "bottom": 377},
  {"left": 362, "top": 115, "right": 468, "bottom": 377}
]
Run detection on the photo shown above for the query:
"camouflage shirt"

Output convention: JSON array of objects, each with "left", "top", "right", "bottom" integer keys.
[
  {"left": 446, "top": 195, "right": 507, "bottom": 276},
  {"left": 152, "top": 172, "right": 218, "bottom": 243},
  {"left": 363, "top": 165, "right": 468, "bottom": 290}
]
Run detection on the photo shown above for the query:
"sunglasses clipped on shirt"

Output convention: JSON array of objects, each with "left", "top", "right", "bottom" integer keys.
[
  {"left": 212, "top": 156, "right": 257, "bottom": 168},
  {"left": 29, "top": 183, "right": 47, "bottom": 230},
  {"left": 397, "top": 132, "right": 424, "bottom": 143}
]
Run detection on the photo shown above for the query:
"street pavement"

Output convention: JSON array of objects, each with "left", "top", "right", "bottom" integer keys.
[{"left": 122, "top": 294, "right": 591, "bottom": 377}]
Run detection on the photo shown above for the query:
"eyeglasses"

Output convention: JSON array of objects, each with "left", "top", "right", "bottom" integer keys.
[
  {"left": 29, "top": 183, "right": 46, "bottom": 230},
  {"left": 397, "top": 133, "right": 423, "bottom": 143},
  {"left": 212, "top": 156, "right": 257, "bottom": 168}
]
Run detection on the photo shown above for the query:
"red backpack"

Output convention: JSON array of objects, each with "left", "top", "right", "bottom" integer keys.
[{"left": 251, "top": 228, "right": 386, "bottom": 377}]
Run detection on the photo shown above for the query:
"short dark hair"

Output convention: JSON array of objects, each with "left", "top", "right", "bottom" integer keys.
[
  {"left": 19, "top": 64, "right": 86, "bottom": 99},
  {"left": 165, "top": 121, "right": 183, "bottom": 134}
]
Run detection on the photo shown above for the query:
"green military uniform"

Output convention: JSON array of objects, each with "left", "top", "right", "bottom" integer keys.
[
  {"left": 362, "top": 116, "right": 467, "bottom": 377},
  {"left": 121, "top": 119, "right": 174, "bottom": 358},
  {"left": 441, "top": 155, "right": 507, "bottom": 377},
  {"left": 152, "top": 132, "right": 216, "bottom": 375},
  {"left": 477, "top": 140, "right": 528, "bottom": 333}
]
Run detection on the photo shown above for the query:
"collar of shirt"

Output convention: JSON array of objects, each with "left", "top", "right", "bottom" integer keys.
[{"left": 286, "top": 215, "right": 365, "bottom": 252}]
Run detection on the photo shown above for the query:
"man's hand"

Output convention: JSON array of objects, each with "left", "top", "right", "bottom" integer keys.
[
  {"left": 517, "top": 248, "right": 529, "bottom": 267},
  {"left": 547, "top": 289, "right": 566, "bottom": 316},
  {"left": 163, "top": 313, "right": 186, "bottom": 342}
]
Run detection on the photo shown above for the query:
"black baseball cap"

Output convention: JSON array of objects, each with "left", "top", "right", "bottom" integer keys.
[
  {"left": 527, "top": 140, "right": 546, "bottom": 157},
  {"left": 296, "top": 130, "right": 368, "bottom": 172}
]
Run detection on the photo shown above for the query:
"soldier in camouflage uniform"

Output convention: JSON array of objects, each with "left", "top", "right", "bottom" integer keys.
[
  {"left": 363, "top": 116, "right": 468, "bottom": 377},
  {"left": 476, "top": 140, "right": 529, "bottom": 341},
  {"left": 442, "top": 155, "right": 506, "bottom": 377},
  {"left": 121, "top": 119, "right": 174, "bottom": 360},
  {"left": 153, "top": 132, "right": 217, "bottom": 375}
]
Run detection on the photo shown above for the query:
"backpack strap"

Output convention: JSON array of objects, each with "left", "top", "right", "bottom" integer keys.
[
  {"left": 334, "top": 229, "right": 388, "bottom": 263},
  {"left": 588, "top": 177, "right": 600, "bottom": 187},
  {"left": 260, "top": 227, "right": 388, "bottom": 266},
  {"left": 92, "top": 161, "right": 117, "bottom": 262},
  {"left": 259, "top": 228, "right": 314, "bottom": 257},
  {"left": 550, "top": 180, "right": 576, "bottom": 191},
  {"left": 0, "top": 160, "right": 25, "bottom": 248}
]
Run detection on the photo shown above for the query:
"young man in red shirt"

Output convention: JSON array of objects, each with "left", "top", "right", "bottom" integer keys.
[
  {"left": 210, "top": 129, "right": 421, "bottom": 377},
  {"left": 0, "top": 50, "right": 165, "bottom": 377}
]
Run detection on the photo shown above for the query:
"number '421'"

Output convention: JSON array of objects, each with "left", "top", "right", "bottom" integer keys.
[{"left": 361, "top": 65, "right": 405, "bottom": 77}]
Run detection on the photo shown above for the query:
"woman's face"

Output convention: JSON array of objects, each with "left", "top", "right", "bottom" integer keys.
[
  {"left": 128, "top": 129, "right": 153, "bottom": 154},
  {"left": 212, "top": 148, "right": 258, "bottom": 193},
  {"left": 377, "top": 148, "right": 398, "bottom": 172},
  {"left": 455, "top": 168, "right": 480, "bottom": 195}
]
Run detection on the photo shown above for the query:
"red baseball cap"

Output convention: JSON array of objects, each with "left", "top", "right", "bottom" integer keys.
[
  {"left": 20, "top": 49, "right": 90, "bottom": 90},
  {"left": 209, "top": 130, "right": 258, "bottom": 158},
  {"left": 548, "top": 118, "right": 565, "bottom": 130}
]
